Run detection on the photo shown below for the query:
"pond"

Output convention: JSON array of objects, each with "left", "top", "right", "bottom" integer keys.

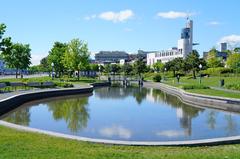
[{"left": 1, "top": 86, "right": 240, "bottom": 141}]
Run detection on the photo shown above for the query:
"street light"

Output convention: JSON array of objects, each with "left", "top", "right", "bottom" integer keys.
[
  {"left": 199, "top": 64, "right": 202, "bottom": 84},
  {"left": 51, "top": 62, "right": 54, "bottom": 80},
  {"left": 164, "top": 68, "right": 167, "bottom": 81}
]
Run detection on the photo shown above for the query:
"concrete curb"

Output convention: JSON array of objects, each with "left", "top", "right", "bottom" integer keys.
[
  {"left": 144, "top": 82, "right": 240, "bottom": 113},
  {"left": 1, "top": 120, "right": 240, "bottom": 146}
]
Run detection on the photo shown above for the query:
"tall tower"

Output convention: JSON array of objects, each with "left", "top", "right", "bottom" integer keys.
[
  {"left": 178, "top": 19, "right": 193, "bottom": 58},
  {"left": 187, "top": 20, "right": 193, "bottom": 52}
]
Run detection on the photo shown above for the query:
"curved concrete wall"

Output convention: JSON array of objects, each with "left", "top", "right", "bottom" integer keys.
[{"left": 144, "top": 82, "right": 240, "bottom": 113}]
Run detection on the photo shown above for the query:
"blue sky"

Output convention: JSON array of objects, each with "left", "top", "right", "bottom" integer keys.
[{"left": 0, "top": 0, "right": 240, "bottom": 65}]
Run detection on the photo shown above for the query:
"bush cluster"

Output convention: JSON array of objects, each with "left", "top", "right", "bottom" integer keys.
[
  {"left": 203, "top": 67, "right": 233, "bottom": 76},
  {"left": 225, "top": 84, "right": 240, "bottom": 91},
  {"left": 153, "top": 74, "right": 162, "bottom": 82},
  {"left": 179, "top": 84, "right": 210, "bottom": 90}
]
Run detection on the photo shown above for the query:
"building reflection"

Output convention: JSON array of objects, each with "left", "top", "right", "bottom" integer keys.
[{"left": 148, "top": 88, "right": 203, "bottom": 136}]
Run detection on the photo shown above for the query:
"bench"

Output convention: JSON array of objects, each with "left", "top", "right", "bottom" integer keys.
[
  {"left": 27, "top": 82, "right": 41, "bottom": 87},
  {"left": 42, "top": 82, "right": 55, "bottom": 87},
  {"left": 9, "top": 82, "right": 25, "bottom": 87},
  {"left": 0, "top": 83, "right": 6, "bottom": 89}
]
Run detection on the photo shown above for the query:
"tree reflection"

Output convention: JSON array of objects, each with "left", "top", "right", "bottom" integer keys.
[
  {"left": 48, "top": 96, "right": 89, "bottom": 133},
  {"left": 95, "top": 86, "right": 149, "bottom": 104},
  {"left": 207, "top": 111, "right": 217, "bottom": 130},
  {"left": 4, "top": 108, "right": 30, "bottom": 126},
  {"left": 224, "top": 114, "right": 237, "bottom": 136}
]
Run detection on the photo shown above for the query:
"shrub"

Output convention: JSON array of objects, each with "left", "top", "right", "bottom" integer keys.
[
  {"left": 179, "top": 84, "right": 209, "bottom": 90},
  {"left": 225, "top": 84, "right": 240, "bottom": 91},
  {"left": 203, "top": 67, "right": 233, "bottom": 76},
  {"left": 153, "top": 74, "right": 162, "bottom": 82},
  {"left": 54, "top": 82, "right": 74, "bottom": 88}
]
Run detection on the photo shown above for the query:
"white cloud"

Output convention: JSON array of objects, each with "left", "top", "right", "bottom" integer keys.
[
  {"left": 99, "top": 125, "right": 132, "bottom": 139},
  {"left": 157, "top": 11, "right": 193, "bottom": 19},
  {"left": 85, "top": 10, "right": 134, "bottom": 23},
  {"left": 99, "top": 10, "right": 134, "bottom": 22},
  {"left": 84, "top": 15, "right": 97, "bottom": 21},
  {"left": 218, "top": 35, "right": 240, "bottom": 49},
  {"left": 31, "top": 53, "right": 48, "bottom": 65},
  {"left": 208, "top": 21, "right": 221, "bottom": 26},
  {"left": 156, "top": 130, "right": 185, "bottom": 137}
]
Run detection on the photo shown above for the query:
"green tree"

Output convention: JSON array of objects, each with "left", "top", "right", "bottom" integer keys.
[
  {"left": 121, "top": 63, "right": 133, "bottom": 75},
  {"left": 153, "top": 61, "right": 164, "bottom": 73},
  {"left": 133, "top": 58, "right": 146, "bottom": 78},
  {"left": 165, "top": 58, "right": 184, "bottom": 77},
  {"left": 40, "top": 56, "right": 50, "bottom": 72},
  {"left": 185, "top": 50, "right": 200, "bottom": 78},
  {"left": 206, "top": 48, "right": 223, "bottom": 68},
  {"left": 226, "top": 53, "right": 240, "bottom": 71},
  {"left": 0, "top": 23, "right": 12, "bottom": 53},
  {"left": 110, "top": 64, "right": 121, "bottom": 75},
  {"left": 48, "top": 42, "right": 67, "bottom": 77},
  {"left": 2, "top": 43, "right": 31, "bottom": 78},
  {"left": 63, "top": 39, "right": 90, "bottom": 80}
]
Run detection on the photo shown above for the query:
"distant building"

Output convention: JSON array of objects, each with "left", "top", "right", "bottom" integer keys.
[
  {"left": 203, "top": 43, "right": 228, "bottom": 61},
  {"left": 95, "top": 51, "right": 129, "bottom": 63},
  {"left": 220, "top": 43, "right": 227, "bottom": 52},
  {"left": 147, "top": 19, "right": 194, "bottom": 66}
]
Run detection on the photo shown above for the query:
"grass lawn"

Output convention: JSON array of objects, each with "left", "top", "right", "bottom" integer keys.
[
  {"left": 187, "top": 89, "right": 240, "bottom": 99},
  {"left": 1, "top": 126, "right": 240, "bottom": 159}
]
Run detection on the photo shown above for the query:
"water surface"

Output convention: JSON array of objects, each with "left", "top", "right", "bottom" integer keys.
[{"left": 2, "top": 87, "right": 240, "bottom": 141}]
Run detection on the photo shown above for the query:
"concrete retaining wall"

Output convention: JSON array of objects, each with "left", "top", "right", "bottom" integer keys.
[{"left": 144, "top": 82, "right": 240, "bottom": 112}]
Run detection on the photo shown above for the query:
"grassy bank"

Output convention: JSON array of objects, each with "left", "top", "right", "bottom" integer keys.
[
  {"left": 157, "top": 76, "right": 240, "bottom": 99},
  {"left": 0, "top": 126, "right": 240, "bottom": 159}
]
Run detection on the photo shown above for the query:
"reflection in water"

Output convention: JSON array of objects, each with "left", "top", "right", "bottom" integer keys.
[
  {"left": 149, "top": 88, "right": 203, "bottom": 136},
  {"left": 95, "top": 86, "right": 149, "bottom": 104},
  {"left": 207, "top": 111, "right": 218, "bottom": 130},
  {"left": 225, "top": 114, "right": 237, "bottom": 136},
  {"left": 2, "top": 86, "right": 240, "bottom": 141},
  {"left": 47, "top": 97, "right": 89, "bottom": 133},
  {"left": 4, "top": 108, "right": 30, "bottom": 126},
  {"left": 99, "top": 125, "right": 132, "bottom": 139}
]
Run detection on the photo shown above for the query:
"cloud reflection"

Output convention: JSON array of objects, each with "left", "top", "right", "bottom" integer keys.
[
  {"left": 156, "top": 130, "right": 185, "bottom": 138},
  {"left": 99, "top": 125, "right": 132, "bottom": 139}
]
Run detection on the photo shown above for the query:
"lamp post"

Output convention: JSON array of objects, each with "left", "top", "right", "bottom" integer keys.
[
  {"left": 164, "top": 68, "right": 167, "bottom": 82},
  {"left": 199, "top": 64, "right": 202, "bottom": 84},
  {"left": 51, "top": 62, "right": 54, "bottom": 80}
]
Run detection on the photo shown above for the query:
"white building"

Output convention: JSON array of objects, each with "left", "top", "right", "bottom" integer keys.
[{"left": 147, "top": 19, "right": 194, "bottom": 66}]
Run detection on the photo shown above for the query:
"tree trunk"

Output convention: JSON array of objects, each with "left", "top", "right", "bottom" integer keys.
[
  {"left": 16, "top": 68, "right": 18, "bottom": 79},
  {"left": 173, "top": 70, "right": 176, "bottom": 77},
  {"left": 193, "top": 70, "right": 196, "bottom": 79},
  {"left": 77, "top": 70, "right": 80, "bottom": 81}
]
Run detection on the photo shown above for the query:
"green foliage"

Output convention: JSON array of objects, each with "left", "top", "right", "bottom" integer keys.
[
  {"left": 226, "top": 53, "right": 240, "bottom": 70},
  {"left": 203, "top": 67, "right": 233, "bottom": 76},
  {"left": 153, "top": 61, "right": 164, "bottom": 73},
  {"left": 90, "top": 64, "right": 99, "bottom": 72},
  {"left": 225, "top": 83, "right": 240, "bottom": 91},
  {"left": 179, "top": 84, "right": 210, "bottom": 90},
  {"left": 206, "top": 48, "right": 223, "bottom": 68},
  {"left": 48, "top": 42, "right": 67, "bottom": 76},
  {"left": 133, "top": 58, "right": 146, "bottom": 76},
  {"left": 62, "top": 39, "right": 90, "bottom": 79},
  {"left": 121, "top": 63, "right": 133, "bottom": 75},
  {"left": 185, "top": 50, "right": 201, "bottom": 78},
  {"left": 0, "top": 23, "right": 12, "bottom": 52},
  {"left": 2, "top": 43, "right": 31, "bottom": 78},
  {"left": 153, "top": 74, "right": 162, "bottom": 82},
  {"left": 110, "top": 64, "right": 121, "bottom": 74},
  {"left": 54, "top": 82, "right": 74, "bottom": 88}
]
